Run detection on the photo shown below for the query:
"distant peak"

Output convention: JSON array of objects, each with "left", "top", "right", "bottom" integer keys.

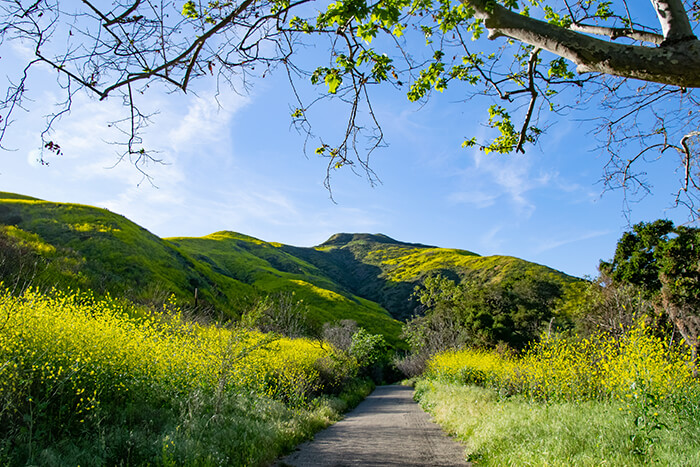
[{"left": 319, "top": 233, "right": 433, "bottom": 248}]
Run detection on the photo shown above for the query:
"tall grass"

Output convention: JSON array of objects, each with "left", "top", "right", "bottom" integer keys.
[
  {"left": 418, "top": 324, "right": 700, "bottom": 464},
  {"left": 0, "top": 287, "right": 368, "bottom": 465},
  {"left": 414, "top": 381, "right": 700, "bottom": 466}
]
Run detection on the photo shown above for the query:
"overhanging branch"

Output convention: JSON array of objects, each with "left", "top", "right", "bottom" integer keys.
[
  {"left": 569, "top": 23, "right": 663, "bottom": 45},
  {"left": 460, "top": 0, "right": 700, "bottom": 88}
]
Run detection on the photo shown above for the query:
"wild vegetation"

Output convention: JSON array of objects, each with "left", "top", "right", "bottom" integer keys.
[
  {"left": 0, "top": 194, "right": 404, "bottom": 343},
  {"left": 0, "top": 286, "right": 383, "bottom": 465},
  {"left": 0, "top": 192, "right": 575, "bottom": 346},
  {"left": 411, "top": 220, "right": 700, "bottom": 465}
]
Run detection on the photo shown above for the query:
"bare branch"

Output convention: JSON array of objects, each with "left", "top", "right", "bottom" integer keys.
[
  {"left": 516, "top": 48, "right": 540, "bottom": 154},
  {"left": 681, "top": 131, "right": 700, "bottom": 190},
  {"left": 103, "top": 0, "right": 142, "bottom": 27}
]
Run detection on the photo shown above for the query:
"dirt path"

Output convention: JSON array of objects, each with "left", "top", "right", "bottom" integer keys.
[{"left": 276, "top": 385, "right": 468, "bottom": 466}]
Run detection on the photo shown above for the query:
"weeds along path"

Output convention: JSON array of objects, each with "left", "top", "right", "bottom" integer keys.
[{"left": 276, "top": 385, "right": 468, "bottom": 466}]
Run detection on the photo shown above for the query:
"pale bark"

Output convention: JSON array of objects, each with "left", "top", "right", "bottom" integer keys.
[
  {"left": 569, "top": 23, "right": 663, "bottom": 45},
  {"left": 651, "top": 0, "right": 697, "bottom": 44},
  {"left": 661, "top": 290, "right": 700, "bottom": 377},
  {"left": 460, "top": 0, "right": 700, "bottom": 88}
]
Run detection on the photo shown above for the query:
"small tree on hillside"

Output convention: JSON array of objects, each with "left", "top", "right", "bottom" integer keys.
[
  {"left": 242, "top": 292, "right": 310, "bottom": 337},
  {"left": 322, "top": 319, "right": 359, "bottom": 352}
]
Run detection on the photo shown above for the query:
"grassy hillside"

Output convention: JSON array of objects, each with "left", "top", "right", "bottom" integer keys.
[
  {"left": 0, "top": 192, "right": 578, "bottom": 345},
  {"left": 287, "top": 233, "right": 578, "bottom": 321},
  {"left": 167, "top": 232, "right": 403, "bottom": 342},
  {"left": 0, "top": 194, "right": 253, "bottom": 317},
  {"left": 0, "top": 193, "right": 402, "bottom": 343}
]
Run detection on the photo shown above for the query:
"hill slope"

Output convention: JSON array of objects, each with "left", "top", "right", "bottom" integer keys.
[
  {"left": 0, "top": 192, "right": 579, "bottom": 344},
  {"left": 283, "top": 233, "right": 576, "bottom": 321},
  {"left": 0, "top": 193, "right": 254, "bottom": 312},
  {"left": 0, "top": 193, "right": 402, "bottom": 342}
]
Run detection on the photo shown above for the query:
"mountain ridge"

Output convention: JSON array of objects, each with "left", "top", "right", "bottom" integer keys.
[
  {"left": 318, "top": 233, "right": 436, "bottom": 249},
  {"left": 0, "top": 191, "right": 579, "bottom": 344}
]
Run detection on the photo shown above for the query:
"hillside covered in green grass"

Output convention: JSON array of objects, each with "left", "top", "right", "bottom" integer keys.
[
  {"left": 0, "top": 192, "right": 578, "bottom": 343},
  {"left": 284, "top": 232, "right": 577, "bottom": 321}
]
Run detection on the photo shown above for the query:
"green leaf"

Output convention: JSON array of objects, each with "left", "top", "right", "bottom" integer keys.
[
  {"left": 181, "top": 0, "right": 199, "bottom": 19},
  {"left": 325, "top": 71, "right": 342, "bottom": 94}
]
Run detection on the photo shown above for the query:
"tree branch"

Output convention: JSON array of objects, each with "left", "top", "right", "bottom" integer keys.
[
  {"left": 681, "top": 131, "right": 700, "bottom": 191},
  {"left": 651, "top": 0, "right": 697, "bottom": 44},
  {"left": 460, "top": 0, "right": 700, "bottom": 88},
  {"left": 516, "top": 48, "right": 540, "bottom": 154},
  {"left": 569, "top": 23, "right": 664, "bottom": 45}
]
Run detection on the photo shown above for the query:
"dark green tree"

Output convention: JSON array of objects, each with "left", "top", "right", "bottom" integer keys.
[
  {"left": 599, "top": 219, "right": 675, "bottom": 296},
  {"left": 601, "top": 220, "right": 700, "bottom": 365},
  {"left": 404, "top": 273, "right": 562, "bottom": 353}
]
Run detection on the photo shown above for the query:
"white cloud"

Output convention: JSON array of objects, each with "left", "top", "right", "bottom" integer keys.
[
  {"left": 26, "top": 149, "right": 41, "bottom": 167},
  {"left": 166, "top": 90, "right": 249, "bottom": 150},
  {"left": 449, "top": 148, "right": 554, "bottom": 217}
]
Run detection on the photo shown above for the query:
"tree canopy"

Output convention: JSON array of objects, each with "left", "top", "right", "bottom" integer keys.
[
  {"left": 1, "top": 1, "right": 699, "bottom": 211},
  {"left": 404, "top": 274, "right": 562, "bottom": 352}
]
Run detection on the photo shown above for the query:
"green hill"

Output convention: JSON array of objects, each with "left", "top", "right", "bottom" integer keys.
[
  {"left": 0, "top": 192, "right": 579, "bottom": 345},
  {"left": 283, "top": 233, "right": 576, "bottom": 321},
  {"left": 166, "top": 231, "right": 402, "bottom": 340},
  {"left": 0, "top": 193, "right": 254, "bottom": 313},
  {"left": 0, "top": 193, "right": 402, "bottom": 343}
]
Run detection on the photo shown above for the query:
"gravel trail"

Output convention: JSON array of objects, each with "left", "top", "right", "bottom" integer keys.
[{"left": 276, "top": 385, "right": 468, "bottom": 466}]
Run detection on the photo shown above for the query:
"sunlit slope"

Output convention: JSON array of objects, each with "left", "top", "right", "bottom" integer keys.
[
  {"left": 166, "top": 232, "right": 403, "bottom": 342},
  {"left": 287, "top": 233, "right": 579, "bottom": 321},
  {"left": 0, "top": 193, "right": 402, "bottom": 343},
  {"left": 0, "top": 192, "right": 574, "bottom": 345},
  {"left": 0, "top": 194, "right": 253, "bottom": 315}
]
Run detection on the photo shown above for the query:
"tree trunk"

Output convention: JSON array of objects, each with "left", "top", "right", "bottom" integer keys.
[{"left": 661, "top": 292, "right": 700, "bottom": 377}]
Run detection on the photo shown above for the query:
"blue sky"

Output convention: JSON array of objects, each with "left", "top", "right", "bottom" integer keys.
[{"left": 0, "top": 10, "right": 692, "bottom": 279}]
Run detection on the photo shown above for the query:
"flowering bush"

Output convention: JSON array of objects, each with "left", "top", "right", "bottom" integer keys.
[
  {"left": 0, "top": 286, "right": 361, "bottom": 466},
  {"left": 426, "top": 324, "right": 695, "bottom": 403}
]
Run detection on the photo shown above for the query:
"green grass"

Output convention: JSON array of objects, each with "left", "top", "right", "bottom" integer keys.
[
  {"left": 0, "top": 192, "right": 578, "bottom": 346},
  {"left": 0, "top": 196, "right": 402, "bottom": 343},
  {"left": 414, "top": 380, "right": 700, "bottom": 466},
  {"left": 0, "top": 192, "right": 41, "bottom": 201}
]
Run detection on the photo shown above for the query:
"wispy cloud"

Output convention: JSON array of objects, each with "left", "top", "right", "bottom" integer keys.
[
  {"left": 449, "top": 146, "right": 554, "bottom": 218},
  {"left": 532, "top": 229, "right": 612, "bottom": 255}
]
